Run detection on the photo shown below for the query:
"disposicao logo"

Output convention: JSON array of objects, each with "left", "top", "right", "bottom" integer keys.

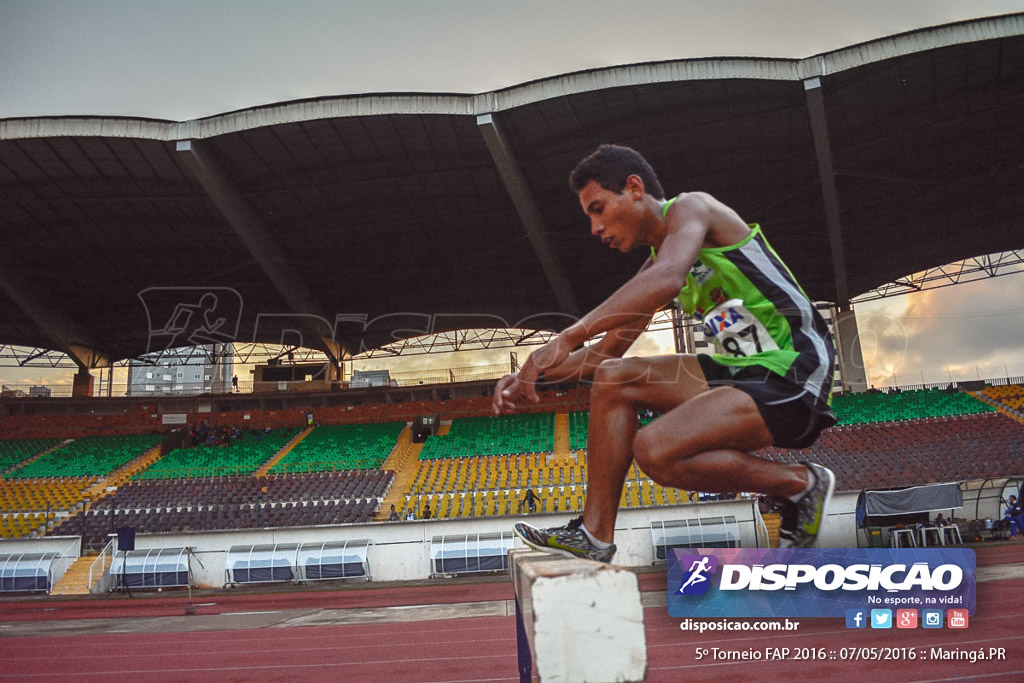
[
  {"left": 667, "top": 548, "right": 975, "bottom": 619},
  {"left": 676, "top": 555, "right": 718, "bottom": 596}
]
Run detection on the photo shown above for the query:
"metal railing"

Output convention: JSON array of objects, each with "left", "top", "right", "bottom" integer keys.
[
  {"left": 88, "top": 537, "right": 115, "bottom": 594},
  {"left": 47, "top": 539, "right": 82, "bottom": 595},
  {"left": 1, "top": 364, "right": 514, "bottom": 398}
]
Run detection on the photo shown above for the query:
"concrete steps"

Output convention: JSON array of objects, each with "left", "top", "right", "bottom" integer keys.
[
  {"left": 50, "top": 554, "right": 100, "bottom": 596},
  {"left": 375, "top": 427, "right": 424, "bottom": 520},
  {"left": 254, "top": 426, "right": 314, "bottom": 476},
  {"left": 763, "top": 512, "right": 782, "bottom": 548},
  {"left": 553, "top": 413, "right": 570, "bottom": 461}
]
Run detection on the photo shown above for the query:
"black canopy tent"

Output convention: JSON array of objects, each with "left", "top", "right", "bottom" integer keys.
[{"left": 856, "top": 483, "right": 963, "bottom": 546}]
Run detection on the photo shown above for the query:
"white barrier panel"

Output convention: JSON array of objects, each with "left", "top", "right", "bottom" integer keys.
[{"left": 510, "top": 549, "right": 646, "bottom": 682}]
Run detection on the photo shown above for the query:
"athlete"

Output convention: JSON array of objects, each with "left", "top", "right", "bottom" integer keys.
[{"left": 493, "top": 144, "right": 837, "bottom": 561}]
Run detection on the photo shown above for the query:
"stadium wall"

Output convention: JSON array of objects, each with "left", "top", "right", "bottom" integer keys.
[
  {"left": 0, "top": 387, "right": 590, "bottom": 439},
  {"left": 86, "top": 495, "right": 856, "bottom": 588}
]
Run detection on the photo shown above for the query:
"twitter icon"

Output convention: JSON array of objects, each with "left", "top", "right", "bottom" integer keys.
[{"left": 870, "top": 609, "right": 892, "bottom": 629}]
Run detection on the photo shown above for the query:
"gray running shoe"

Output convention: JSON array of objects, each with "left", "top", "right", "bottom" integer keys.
[
  {"left": 777, "top": 462, "right": 835, "bottom": 549},
  {"left": 513, "top": 516, "right": 617, "bottom": 563}
]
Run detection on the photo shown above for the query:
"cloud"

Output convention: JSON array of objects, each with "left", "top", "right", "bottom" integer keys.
[{"left": 855, "top": 274, "right": 1024, "bottom": 385}]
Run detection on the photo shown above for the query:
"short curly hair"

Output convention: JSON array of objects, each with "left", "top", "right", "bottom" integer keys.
[{"left": 568, "top": 144, "right": 665, "bottom": 200}]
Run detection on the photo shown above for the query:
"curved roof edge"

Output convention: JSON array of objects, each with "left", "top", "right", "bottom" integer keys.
[{"left": 1, "top": 12, "right": 1021, "bottom": 142}]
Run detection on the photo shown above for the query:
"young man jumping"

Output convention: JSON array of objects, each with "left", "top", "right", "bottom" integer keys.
[{"left": 493, "top": 144, "right": 837, "bottom": 562}]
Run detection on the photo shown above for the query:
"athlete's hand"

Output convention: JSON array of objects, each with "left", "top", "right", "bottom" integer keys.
[
  {"left": 527, "top": 335, "right": 574, "bottom": 373},
  {"left": 492, "top": 372, "right": 538, "bottom": 415},
  {"left": 492, "top": 335, "right": 579, "bottom": 414}
]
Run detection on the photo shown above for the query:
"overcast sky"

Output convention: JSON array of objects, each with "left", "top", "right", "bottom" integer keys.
[{"left": 1, "top": 0, "right": 1023, "bottom": 389}]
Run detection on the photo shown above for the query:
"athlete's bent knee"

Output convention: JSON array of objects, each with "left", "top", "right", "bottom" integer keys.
[
  {"left": 633, "top": 431, "right": 671, "bottom": 485},
  {"left": 634, "top": 430, "right": 701, "bottom": 488}
]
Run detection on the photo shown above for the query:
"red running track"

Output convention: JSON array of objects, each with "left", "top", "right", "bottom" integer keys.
[
  {"left": 0, "top": 580, "right": 516, "bottom": 623},
  {"left": 1, "top": 548, "right": 1022, "bottom": 682}
]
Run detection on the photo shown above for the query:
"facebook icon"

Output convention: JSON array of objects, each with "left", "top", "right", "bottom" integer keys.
[{"left": 845, "top": 609, "right": 867, "bottom": 629}]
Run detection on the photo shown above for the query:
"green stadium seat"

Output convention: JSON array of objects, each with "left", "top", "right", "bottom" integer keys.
[{"left": 270, "top": 422, "right": 404, "bottom": 473}]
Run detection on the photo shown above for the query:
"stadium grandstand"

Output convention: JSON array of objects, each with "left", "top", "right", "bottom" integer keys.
[{"left": 1, "top": 14, "right": 1024, "bottom": 680}]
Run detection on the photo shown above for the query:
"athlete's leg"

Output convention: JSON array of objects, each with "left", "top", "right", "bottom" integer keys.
[
  {"left": 632, "top": 388, "right": 809, "bottom": 494},
  {"left": 582, "top": 355, "right": 809, "bottom": 543},
  {"left": 582, "top": 355, "right": 707, "bottom": 541}
]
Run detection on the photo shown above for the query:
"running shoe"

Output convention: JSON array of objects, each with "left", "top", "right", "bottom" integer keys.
[
  {"left": 513, "top": 516, "right": 617, "bottom": 563},
  {"left": 777, "top": 461, "right": 835, "bottom": 549}
]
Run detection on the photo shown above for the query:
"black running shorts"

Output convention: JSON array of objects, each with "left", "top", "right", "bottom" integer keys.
[{"left": 697, "top": 354, "right": 836, "bottom": 449}]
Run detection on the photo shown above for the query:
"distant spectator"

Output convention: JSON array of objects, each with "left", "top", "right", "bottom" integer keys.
[
  {"left": 1004, "top": 495, "right": 1023, "bottom": 539},
  {"left": 388, "top": 504, "right": 400, "bottom": 521},
  {"left": 933, "top": 513, "right": 950, "bottom": 527},
  {"left": 423, "top": 503, "right": 432, "bottom": 520},
  {"left": 232, "top": 375, "right": 239, "bottom": 392},
  {"left": 522, "top": 489, "right": 541, "bottom": 513}
]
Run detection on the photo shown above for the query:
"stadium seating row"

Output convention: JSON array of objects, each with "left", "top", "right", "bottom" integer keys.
[
  {"left": 0, "top": 512, "right": 49, "bottom": 539},
  {"left": 52, "top": 499, "right": 380, "bottom": 551},
  {"left": 94, "top": 471, "right": 392, "bottom": 511},
  {"left": 760, "top": 412, "right": 1024, "bottom": 490},
  {"left": 831, "top": 387, "right": 995, "bottom": 425},
  {"left": 410, "top": 454, "right": 586, "bottom": 494},
  {"left": 420, "top": 412, "right": 555, "bottom": 459},
  {"left": 0, "top": 438, "right": 62, "bottom": 473},
  {"left": 135, "top": 428, "right": 300, "bottom": 479},
  {"left": 270, "top": 422, "right": 404, "bottom": 473},
  {"left": 8, "top": 434, "right": 161, "bottom": 479},
  {"left": 0, "top": 478, "right": 93, "bottom": 513}
]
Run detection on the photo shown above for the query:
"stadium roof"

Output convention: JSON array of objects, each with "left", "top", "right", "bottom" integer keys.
[{"left": 1, "top": 13, "right": 1022, "bottom": 368}]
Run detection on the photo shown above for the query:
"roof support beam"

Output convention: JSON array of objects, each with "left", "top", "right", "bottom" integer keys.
[
  {"left": 0, "top": 269, "right": 110, "bottom": 370},
  {"left": 175, "top": 139, "right": 343, "bottom": 371},
  {"left": 804, "top": 77, "right": 850, "bottom": 306},
  {"left": 476, "top": 114, "right": 581, "bottom": 317}
]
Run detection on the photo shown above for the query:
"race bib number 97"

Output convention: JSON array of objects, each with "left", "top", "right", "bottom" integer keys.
[{"left": 702, "top": 299, "right": 779, "bottom": 358}]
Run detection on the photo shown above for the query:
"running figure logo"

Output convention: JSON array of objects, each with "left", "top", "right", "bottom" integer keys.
[
  {"left": 676, "top": 554, "right": 718, "bottom": 595},
  {"left": 138, "top": 287, "right": 243, "bottom": 353}
]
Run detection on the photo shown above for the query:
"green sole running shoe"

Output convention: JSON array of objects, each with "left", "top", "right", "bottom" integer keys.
[
  {"left": 513, "top": 516, "right": 617, "bottom": 563},
  {"left": 777, "top": 461, "right": 835, "bottom": 549}
]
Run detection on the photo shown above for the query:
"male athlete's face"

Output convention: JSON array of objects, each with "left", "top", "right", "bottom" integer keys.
[{"left": 578, "top": 178, "right": 644, "bottom": 253}]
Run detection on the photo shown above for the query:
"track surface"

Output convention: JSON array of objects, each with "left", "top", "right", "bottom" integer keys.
[{"left": 1, "top": 546, "right": 1022, "bottom": 682}]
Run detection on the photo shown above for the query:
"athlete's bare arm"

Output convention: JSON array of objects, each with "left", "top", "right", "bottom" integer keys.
[
  {"left": 492, "top": 189, "right": 750, "bottom": 413},
  {"left": 492, "top": 261, "right": 654, "bottom": 415},
  {"left": 532, "top": 192, "right": 749, "bottom": 369}
]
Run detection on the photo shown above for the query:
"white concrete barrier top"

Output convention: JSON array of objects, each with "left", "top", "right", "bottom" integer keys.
[{"left": 510, "top": 549, "right": 647, "bottom": 682}]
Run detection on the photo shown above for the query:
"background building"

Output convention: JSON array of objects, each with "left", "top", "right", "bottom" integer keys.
[{"left": 127, "top": 344, "right": 234, "bottom": 396}]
